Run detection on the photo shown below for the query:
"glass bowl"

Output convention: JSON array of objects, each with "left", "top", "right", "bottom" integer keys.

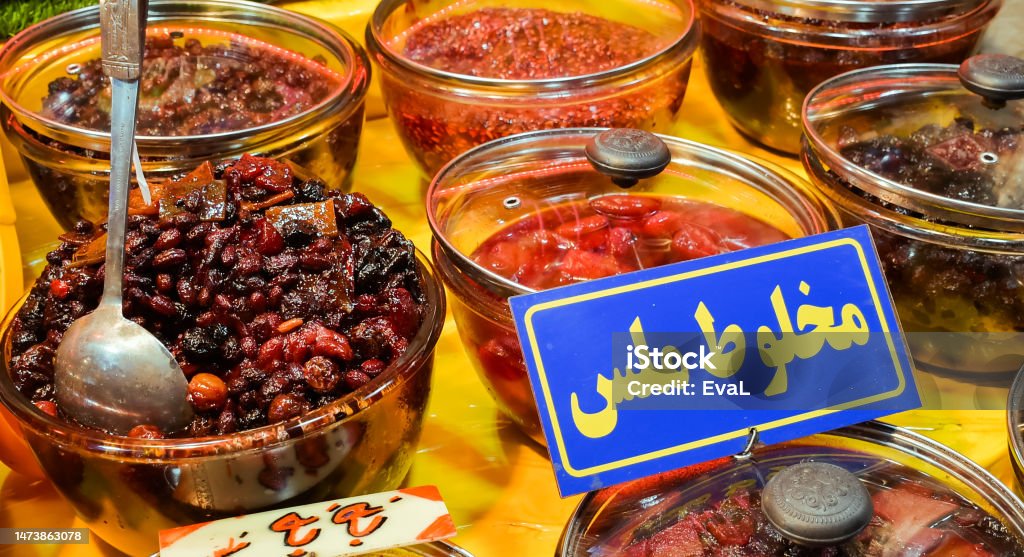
[
  {"left": 699, "top": 0, "right": 1001, "bottom": 154},
  {"left": 426, "top": 128, "right": 839, "bottom": 444},
  {"left": 365, "top": 0, "right": 700, "bottom": 177},
  {"left": 802, "top": 61, "right": 1024, "bottom": 378},
  {"left": 0, "top": 249, "right": 445, "bottom": 557},
  {"left": 558, "top": 421, "right": 1024, "bottom": 555},
  {"left": 0, "top": 0, "right": 370, "bottom": 230},
  {"left": 1007, "top": 370, "right": 1024, "bottom": 494}
]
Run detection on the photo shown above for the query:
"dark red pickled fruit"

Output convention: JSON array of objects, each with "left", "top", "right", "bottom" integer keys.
[
  {"left": 233, "top": 154, "right": 293, "bottom": 192},
  {"left": 641, "top": 211, "right": 685, "bottom": 238},
  {"left": 555, "top": 215, "right": 609, "bottom": 239},
  {"left": 670, "top": 224, "right": 725, "bottom": 260},
  {"left": 477, "top": 242, "right": 528, "bottom": 277},
  {"left": 342, "top": 369, "right": 371, "bottom": 391},
  {"left": 361, "top": 358, "right": 386, "bottom": 377},
  {"left": 608, "top": 227, "right": 638, "bottom": 258},
  {"left": 253, "top": 218, "right": 286, "bottom": 255},
  {"left": 303, "top": 356, "right": 340, "bottom": 393},
  {"left": 926, "top": 134, "right": 988, "bottom": 171},
  {"left": 34, "top": 400, "right": 58, "bottom": 417},
  {"left": 267, "top": 393, "right": 309, "bottom": 423},
  {"left": 706, "top": 510, "right": 755, "bottom": 546},
  {"left": 127, "top": 424, "right": 165, "bottom": 439},
  {"left": 187, "top": 373, "right": 229, "bottom": 413},
  {"left": 589, "top": 195, "right": 661, "bottom": 219},
  {"left": 478, "top": 337, "right": 527, "bottom": 381},
  {"left": 8, "top": 152, "right": 425, "bottom": 437},
  {"left": 49, "top": 279, "right": 71, "bottom": 300},
  {"left": 560, "top": 249, "right": 620, "bottom": 281},
  {"left": 646, "top": 520, "right": 704, "bottom": 557}
]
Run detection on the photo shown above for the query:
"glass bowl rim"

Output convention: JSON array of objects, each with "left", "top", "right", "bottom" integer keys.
[
  {"left": 0, "top": 250, "right": 446, "bottom": 462},
  {"left": 365, "top": 0, "right": 700, "bottom": 90},
  {"left": 0, "top": 0, "right": 371, "bottom": 147},
  {"left": 717, "top": 0, "right": 994, "bottom": 24}
]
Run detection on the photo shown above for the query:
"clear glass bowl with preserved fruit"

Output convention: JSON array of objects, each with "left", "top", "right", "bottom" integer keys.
[
  {"left": 802, "top": 59, "right": 1024, "bottom": 378},
  {"left": 0, "top": 0, "right": 370, "bottom": 230},
  {"left": 366, "top": 0, "right": 700, "bottom": 176},
  {"left": 427, "top": 128, "right": 839, "bottom": 443},
  {"left": 699, "top": 0, "right": 1001, "bottom": 154},
  {"left": 0, "top": 155, "right": 445, "bottom": 556}
]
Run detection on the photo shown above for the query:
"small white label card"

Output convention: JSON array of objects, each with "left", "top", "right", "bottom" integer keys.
[{"left": 158, "top": 486, "right": 456, "bottom": 557}]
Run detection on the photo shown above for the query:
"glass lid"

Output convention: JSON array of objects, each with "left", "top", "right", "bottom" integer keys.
[
  {"left": 728, "top": 0, "right": 989, "bottom": 23},
  {"left": 559, "top": 422, "right": 1024, "bottom": 556},
  {"left": 803, "top": 56, "right": 1024, "bottom": 230},
  {"left": 426, "top": 128, "right": 837, "bottom": 297},
  {"left": 0, "top": 0, "right": 354, "bottom": 146}
]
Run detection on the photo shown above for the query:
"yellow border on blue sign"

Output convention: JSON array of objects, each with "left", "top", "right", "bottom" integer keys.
[{"left": 522, "top": 238, "right": 907, "bottom": 478}]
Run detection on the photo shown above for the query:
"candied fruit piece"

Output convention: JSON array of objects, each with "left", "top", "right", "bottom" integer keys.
[
  {"left": 590, "top": 194, "right": 661, "bottom": 219},
  {"left": 671, "top": 224, "right": 726, "bottom": 260}
]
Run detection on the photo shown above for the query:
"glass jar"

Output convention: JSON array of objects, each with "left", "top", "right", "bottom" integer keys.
[
  {"left": 0, "top": 250, "right": 445, "bottom": 557},
  {"left": 427, "top": 128, "right": 839, "bottom": 444},
  {"left": 558, "top": 421, "right": 1024, "bottom": 555},
  {"left": 699, "top": 0, "right": 1001, "bottom": 154},
  {"left": 802, "top": 61, "right": 1024, "bottom": 378},
  {"left": 0, "top": 0, "right": 370, "bottom": 230},
  {"left": 366, "top": 0, "right": 700, "bottom": 177}
]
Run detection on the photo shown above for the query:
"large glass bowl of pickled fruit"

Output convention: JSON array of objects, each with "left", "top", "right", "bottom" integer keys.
[
  {"left": 802, "top": 58, "right": 1024, "bottom": 378},
  {"left": 558, "top": 421, "right": 1024, "bottom": 556},
  {"left": 0, "top": 0, "right": 370, "bottom": 230},
  {"left": 0, "top": 155, "right": 445, "bottom": 556},
  {"left": 427, "top": 128, "right": 840, "bottom": 444},
  {"left": 366, "top": 0, "right": 700, "bottom": 177},
  {"left": 699, "top": 0, "right": 1001, "bottom": 154}
]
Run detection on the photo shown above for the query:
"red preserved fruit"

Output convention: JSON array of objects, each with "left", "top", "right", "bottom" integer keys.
[
  {"left": 471, "top": 196, "right": 788, "bottom": 290},
  {"left": 590, "top": 195, "right": 662, "bottom": 219},
  {"left": 187, "top": 373, "right": 229, "bottom": 413},
  {"left": 478, "top": 337, "right": 528, "bottom": 382},
  {"left": 670, "top": 224, "right": 726, "bottom": 260},
  {"left": 8, "top": 155, "right": 426, "bottom": 436},
  {"left": 127, "top": 424, "right": 165, "bottom": 439},
  {"left": 389, "top": 7, "right": 689, "bottom": 174},
  {"left": 34, "top": 400, "right": 58, "bottom": 417}
]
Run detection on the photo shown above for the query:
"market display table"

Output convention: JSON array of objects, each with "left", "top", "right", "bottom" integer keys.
[{"left": 0, "top": 3, "right": 1016, "bottom": 554}]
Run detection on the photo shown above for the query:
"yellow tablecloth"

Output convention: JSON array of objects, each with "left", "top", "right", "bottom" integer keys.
[{"left": 0, "top": 3, "right": 1017, "bottom": 556}]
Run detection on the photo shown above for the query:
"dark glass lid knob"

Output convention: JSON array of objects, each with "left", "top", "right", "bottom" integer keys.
[
  {"left": 585, "top": 128, "right": 671, "bottom": 188},
  {"left": 958, "top": 54, "right": 1024, "bottom": 109},
  {"left": 761, "top": 461, "right": 873, "bottom": 547}
]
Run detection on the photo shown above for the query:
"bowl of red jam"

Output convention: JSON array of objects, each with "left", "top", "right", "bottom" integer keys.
[
  {"left": 426, "top": 128, "right": 839, "bottom": 444},
  {"left": 802, "top": 58, "right": 1024, "bottom": 378},
  {"left": 366, "top": 0, "right": 700, "bottom": 177},
  {"left": 558, "top": 421, "right": 1024, "bottom": 556},
  {"left": 0, "top": 155, "right": 445, "bottom": 556},
  {"left": 0, "top": 0, "right": 370, "bottom": 230},
  {"left": 699, "top": 0, "right": 1001, "bottom": 154}
]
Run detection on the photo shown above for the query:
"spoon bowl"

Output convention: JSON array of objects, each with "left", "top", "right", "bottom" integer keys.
[{"left": 54, "top": 306, "right": 192, "bottom": 434}]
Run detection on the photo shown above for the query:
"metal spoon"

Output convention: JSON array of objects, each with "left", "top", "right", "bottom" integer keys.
[{"left": 54, "top": 0, "right": 192, "bottom": 435}]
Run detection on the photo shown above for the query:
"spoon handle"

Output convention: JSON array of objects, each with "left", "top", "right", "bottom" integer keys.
[{"left": 99, "top": 0, "right": 147, "bottom": 306}]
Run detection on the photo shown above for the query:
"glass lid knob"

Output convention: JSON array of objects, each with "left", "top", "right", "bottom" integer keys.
[
  {"left": 584, "top": 128, "right": 671, "bottom": 188},
  {"left": 958, "top": 54, "right": 1024, "bottom": 109},
  {"left": 761, "top": 461, "right": 873, "bottom": 547}
]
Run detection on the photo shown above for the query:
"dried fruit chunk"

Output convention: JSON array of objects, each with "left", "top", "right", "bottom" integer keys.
[
  {"left": 265, "top": 200, "right": 339, "bottom": 239},
  {"left": 158, "top": 162, "right": 228, "bottom": 221}
]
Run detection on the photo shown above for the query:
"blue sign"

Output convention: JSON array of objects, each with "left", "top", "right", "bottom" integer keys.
[{"left": 509, "top": 225, "right": 919, "bottom": 497}]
